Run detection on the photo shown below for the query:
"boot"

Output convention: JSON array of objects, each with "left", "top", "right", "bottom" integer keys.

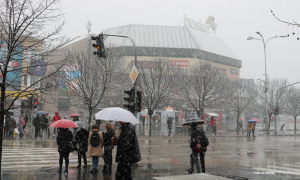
[
  {"left": 77, "top": 156, "right": 81, "bottom": 168},
  {"left": 58, "top": 165, "right": 62, "bottom": 173},
  {"left": 187, "top": 168, "right": 193, "bottom": 174},
  {"left": 64, "top": 165, "right": 68, "bottom": 176},
  {"left": 83, "top": 157, "right": 87, "bottom": 168}
]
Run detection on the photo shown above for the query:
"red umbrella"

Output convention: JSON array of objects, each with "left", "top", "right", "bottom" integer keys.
[
  {"left": 49, "top": 119, "right": 78, "bottom": 128},
  {"left": 70, "top": 113, "right": 81, "bottom": 118}
]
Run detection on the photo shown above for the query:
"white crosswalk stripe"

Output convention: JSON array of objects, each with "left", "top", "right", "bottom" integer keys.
[
  {"left": 253, "top": 163, "right": 300, "bottom": 176},
  {"left": 1, "top": 147, "right": 93, "bottom": 171}
]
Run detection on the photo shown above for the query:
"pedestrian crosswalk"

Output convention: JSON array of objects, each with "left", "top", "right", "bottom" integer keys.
[
  {"left": 1, "top": 147, "right": 93, "bottom": 171},
  {"left": 253, "top": 163, "right": 300, "bottom": 176}
]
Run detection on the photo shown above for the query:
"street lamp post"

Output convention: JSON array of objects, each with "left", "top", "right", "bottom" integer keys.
[{"left": 248, "top": 33, "right": 286, "bottom": 135}]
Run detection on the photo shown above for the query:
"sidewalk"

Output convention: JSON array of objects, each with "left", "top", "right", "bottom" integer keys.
[{"left": 153, "top": 174, "right": 231, "bottom": 180}]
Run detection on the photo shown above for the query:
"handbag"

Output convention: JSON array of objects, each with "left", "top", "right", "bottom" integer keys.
[{"left": 14, "top": 128, "right": 19, "bottom": 135}]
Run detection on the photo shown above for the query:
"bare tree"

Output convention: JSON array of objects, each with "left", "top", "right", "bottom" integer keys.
[
  {"left": 283, "top": 87, "right": 300, "bottom": 134},
  {"left": 178, "top": 63, "right": 231, "bottom": 118},
  {"left": 257, "top": 78, "right": 288, "bottom": 135},
  {"left": 62, "top": 49, "right": 126, "bottom": 127},
  {"left": 0, "top": 0, "right": 68, "bottom": 175},
  {"left": 136, "top": 58, "right": 179, "bottom": 136},
  {"left": 227, "top": 80, "right": 257, "bottom": 135}
]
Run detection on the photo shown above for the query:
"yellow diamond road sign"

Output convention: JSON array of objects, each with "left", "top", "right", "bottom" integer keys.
[{"left": 130, "top": 65, "right": 139, "bottom": 84}]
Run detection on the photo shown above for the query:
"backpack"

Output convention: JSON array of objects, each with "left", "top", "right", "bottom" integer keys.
[
  {"left": 21, "top": 118, "right": 25, "bottom": 126},
  {"left": 191, "top": 130, "right": 209, "bottom": 152},
  {"left": 90, "top": 131, "right": 101, "bottom": 147},
  {"left": 251, "top": 123, "right": 255, "bottom": 130}
]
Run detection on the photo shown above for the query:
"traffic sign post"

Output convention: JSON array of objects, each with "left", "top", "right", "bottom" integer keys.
[{"left": 130, "top": 65, "right": 139, "bottom": 85}]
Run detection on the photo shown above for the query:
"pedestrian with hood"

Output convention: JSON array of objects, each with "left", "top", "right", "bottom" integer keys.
[
  {"left": 102, "top": 122, "right": 114, "bottom": 173},
  {"left": 57, "top": 127, "right": 73, "bottom": 175},
  {"left": 53, "top": 112, "right": 61, "bottom": 137},
  {"left": 89, "top": 124, "right": 104, "bottom": 174},
  {"left": 187, "top": 122, "right": 209, "bottom": 174},
  {"left": 18, "top": 114, "right": 26, "bottom": 139},
  {"left": 112, "top": 121, "right": 141, "bottom": 180},
  {"left": 210, "top": 117, "right": 216, "bottom": 135},
  {"left": 75, "top": 127, "right": 89, "bottom": 169}
]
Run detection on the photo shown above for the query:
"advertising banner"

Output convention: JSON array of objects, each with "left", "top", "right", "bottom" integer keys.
[
  {"left": 0, "top": 43, "right": 23, "bottom": 86},
  {"left": 170, "top": 60, "right": 189, "bottom": 67}
]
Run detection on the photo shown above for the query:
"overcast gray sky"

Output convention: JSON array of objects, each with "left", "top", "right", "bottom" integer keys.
[{"left": 60, "top": 0, "right": 300, "bottom": 83}]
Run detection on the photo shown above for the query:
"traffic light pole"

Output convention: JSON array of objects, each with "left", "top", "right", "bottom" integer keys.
[{"left": 102, "top": 33, "right": 138, "bottom": 117}]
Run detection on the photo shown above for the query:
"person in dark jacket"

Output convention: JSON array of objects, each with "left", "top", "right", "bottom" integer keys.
[
  {"left": 187, "top": 123, "right": 209, "bottom": 174},
  {"left": 75, "top": 127, "right": 89, "bottom": 169},
  {"left": 112, "top": 122, "right": 141, "bottom": 180},
  {"left": 40, "top": 114, "right": 49, "bottom": 138},
  {"left": 167, "top": 118, "right": 173, "bottom": 136},
  {"left": 102, "top": 122, "right": 114, "bottom": 173},
  {"left": 56, "top": 128, "right": 73, "bottom": 175},
  {"left": 7, "top": 115, "right": 16, "bottom": 139},
  {"left": 33, "top": 115, "right": 42, "bottom": 138}
]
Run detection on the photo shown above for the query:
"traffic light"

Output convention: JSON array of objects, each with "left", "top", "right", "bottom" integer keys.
[
  {"left": 274, "top": 106, "right": 279, "bottom": 115},
  {"left": 28, "top": 96, "right": 33, "bottom": 108},
  {"left": 91, "top": 33, "right": 106, "bottom": 58},
  {"left": 33, "top": 97, "right": 38, "bottom": 108},
  {"left": 124, "top": 88, "right": 135, "bottom": 113},
  {"left": 137, "top": 90, "right": 142, "bottom": 112}
]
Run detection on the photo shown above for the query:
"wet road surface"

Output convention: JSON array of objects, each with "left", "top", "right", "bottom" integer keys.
[{"left": 2, "top": 135, "right": 300, "bottom": 179}]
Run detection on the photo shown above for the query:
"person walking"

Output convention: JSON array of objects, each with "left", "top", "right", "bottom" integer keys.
[
  {"left": 238, "top": 118, "right": 244, "bottom": 134},
  {"left": 53, "top": 112, "right": 61, "bottom": 138},
  {"left": 112, "top": 121, "right": 141, "bottom": 180},
  {"left": 56, "top": 128, "right": 73, "bottom": 175},
  {"left": 246, "top": 122, "right": 251, "bottom": 138},
  {"left": 18, "top": 114, "right": 26, "bottom": 139},
  {"left": 75, "top": 127, "right": 89, "bottom": 169},
  {"left": 102, "top": 122, "right": 114, "bottom": 173},
  {"left": 73, "top": 116, "right": 79, "bottom": 136},
  {"left": 89, "top": 124, "right": 104, "bottom": 174},
  {"left": 187, "top": 123, "right": 209, "bottom": 174},
  {"left": 167, "top": 118, "right": 173, "bottom": 136},
  {"left": 40, "top": 114, "right": 49, "bottom": 138},
  {"left": 33, "top": 115, "right": 42, "bottom": 138},
  {"left": 7, "top": 115, "right": 16, "bottom": 139},
  {"left": 250, "top": 121, "right": 256, "bottom": 137},
  {"left": 210, "top": 117, "right": 216, "bottom": 135},
  {"left": 45, "top": 112, "right": 51, "bottom": 137}
]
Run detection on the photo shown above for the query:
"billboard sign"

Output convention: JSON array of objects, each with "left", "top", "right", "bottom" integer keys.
[
  {"left": 170, "top": 60, "right": 189, "bottom": 67},
  {"left": 29, "top": 60, "right": 47, "bottom": 76}
]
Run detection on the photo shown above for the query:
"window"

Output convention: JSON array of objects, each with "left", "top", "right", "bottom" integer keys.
[{"left": 23, "top": 75, "right": 41, "bottom": 88}]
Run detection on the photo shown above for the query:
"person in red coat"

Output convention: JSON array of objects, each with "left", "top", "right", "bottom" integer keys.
[
  {"left": 53, "top": 112, "right": 61, "bottom": 138},
  {"left": 210, "top": 117, "right": 216, "bottom": 135}
]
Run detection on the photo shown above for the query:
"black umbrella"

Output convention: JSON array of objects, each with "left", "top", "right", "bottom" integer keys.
[{"left": 180, "top": 120, "right": 206, "bottom": 128}]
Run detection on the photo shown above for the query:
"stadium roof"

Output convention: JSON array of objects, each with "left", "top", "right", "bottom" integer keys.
[{"left": 102, "top": 24, "right": 242, "bottom": 68}]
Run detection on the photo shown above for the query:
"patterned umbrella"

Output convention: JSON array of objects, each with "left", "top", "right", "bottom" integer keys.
[
  {"left": 49, "top": 119, "right": 78, "bottom": 128},
  {"left": 70, "top": 113, "right": 81, "bottom": 118}
]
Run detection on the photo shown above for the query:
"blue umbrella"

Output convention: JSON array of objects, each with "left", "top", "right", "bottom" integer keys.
[
  {"left": 248, "top": 119, "right": 256, "bottom": 122},
  {"left": 35, "top": 111, "right": 46, "bottom": 115}
]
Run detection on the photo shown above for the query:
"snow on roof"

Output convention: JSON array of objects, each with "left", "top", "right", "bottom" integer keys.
[{"left": 102, "top": 24, "right": 240, "bottom": 60}]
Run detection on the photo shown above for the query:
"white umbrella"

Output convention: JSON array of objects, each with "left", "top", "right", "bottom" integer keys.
[
  {"left": 95, "top": 107, "right": 139, "bottom": 125},
  {"left": 206, "top": 113, "right": 219, "bottom": 117}
]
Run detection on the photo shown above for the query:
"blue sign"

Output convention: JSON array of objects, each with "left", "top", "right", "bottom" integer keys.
[
  {"left": 29, "top": 60, "right": 47, "bottom": 76},
  {"left": 0, "top": 43, "right": 23, "bottom": 87}
]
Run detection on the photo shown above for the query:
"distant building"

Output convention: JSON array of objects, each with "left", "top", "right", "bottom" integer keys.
[
  {"left": 240, "top": 78, "right": 255, "bottom": 85},
  {"left": 102, "top": 24, "right": 242, "bottom": 79}
]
